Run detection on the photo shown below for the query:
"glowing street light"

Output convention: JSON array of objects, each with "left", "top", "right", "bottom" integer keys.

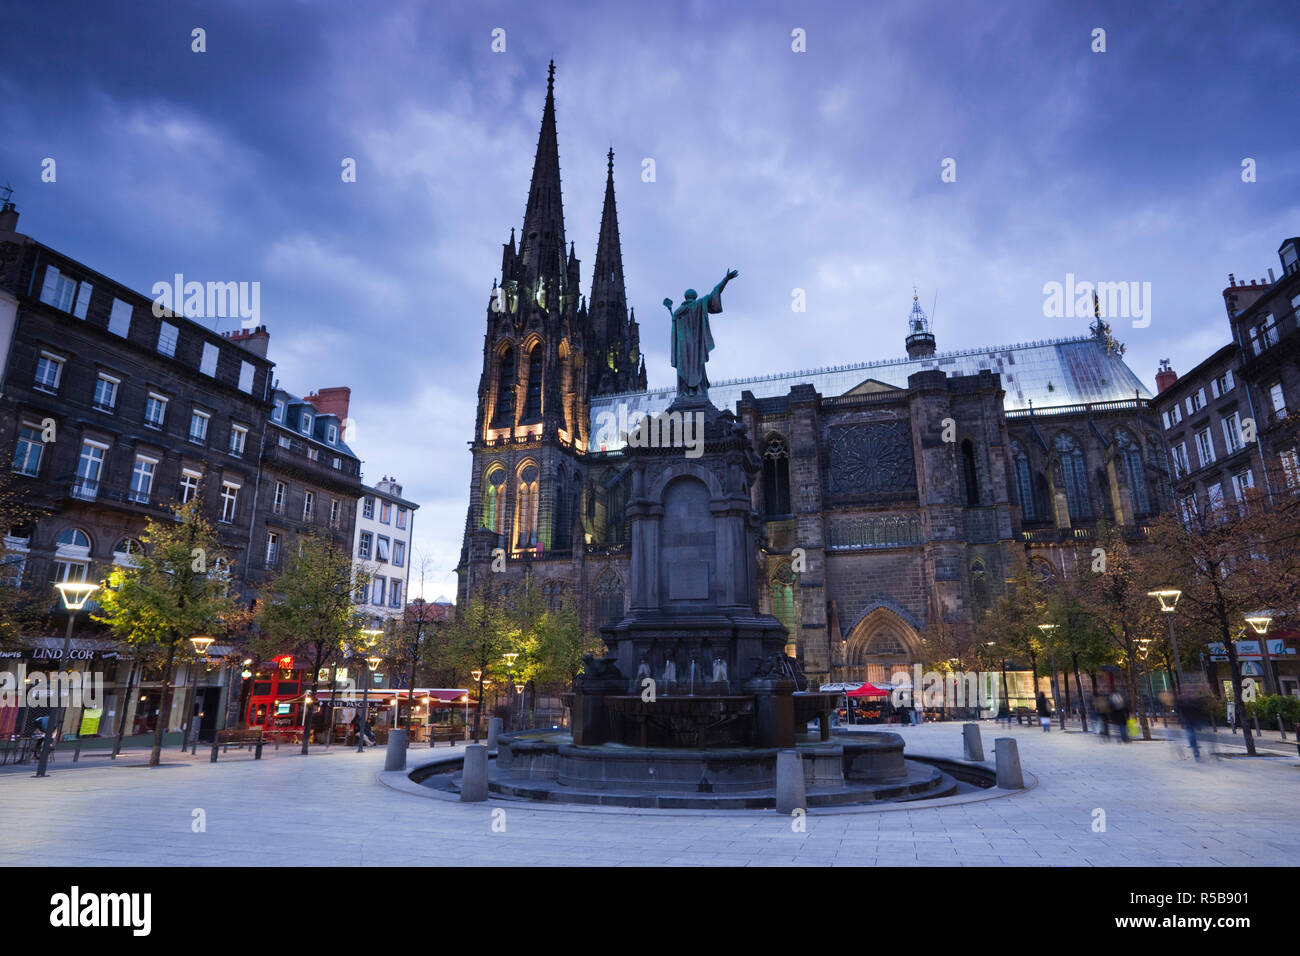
[
  {"left": 1245, "top": 610, "right": 1277, "bottom": 695},
  {"left": 1148, "top": 589, "right": 1185, "bottom": 692}
]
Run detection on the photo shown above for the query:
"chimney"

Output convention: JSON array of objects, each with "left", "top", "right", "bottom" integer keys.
[
  {"left": 221, "top": 325, "right": 271, "bottom": 357},
  {"left": 1155, "top": 359, "right": 1178, "bottom": 394},
  {"left": 0, "top": 200, "right": 18, "bottom": 234},
  {"left": 305, "top": 386, "right": 350, "bottom": 422}
]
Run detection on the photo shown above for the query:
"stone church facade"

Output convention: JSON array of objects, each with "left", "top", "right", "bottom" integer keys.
[{"left": 457, "top": 65, "right": 1171, "bottom": 686}]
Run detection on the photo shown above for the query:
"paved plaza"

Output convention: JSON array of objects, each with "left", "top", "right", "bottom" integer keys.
[{"left": 2, "top": 723, "right": 1297, "bottom": 866}]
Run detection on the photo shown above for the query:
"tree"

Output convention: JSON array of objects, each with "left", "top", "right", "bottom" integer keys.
[
  {"left": 974, "top": 551, "right": 1050, "bottom": 716},
  {"left": 0, "top": 470, "right": 49, "bottom": 647},
  {"left": 1143, "top": 461, "right": 1300, "bottom": 756},
  {"left": 1074, "top": 521, "right": 1162, "bottom": 740},
  {"left": 256, "top": 532, "right": 371, "bottom": 754},
  {"left": 95, "top": 498, "right": 240, "bottom": 766},
  {"left": 442, "top": 580, "right": 511, "bottom": 740}
]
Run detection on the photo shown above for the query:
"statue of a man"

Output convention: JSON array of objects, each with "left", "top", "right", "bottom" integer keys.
[{"left": 664, "top": 268, "right": 738, "bottom": 399}]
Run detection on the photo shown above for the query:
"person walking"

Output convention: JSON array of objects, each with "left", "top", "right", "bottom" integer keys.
[
  {"left": 1036, "top": 691, "right": 1051, "bottom": 732},
  {"left": 1111, "top": 692, "right": 1130, "bottom": 743},
  {"left": 1178, "top": 692, "right": 1206, "bottom": 760}
]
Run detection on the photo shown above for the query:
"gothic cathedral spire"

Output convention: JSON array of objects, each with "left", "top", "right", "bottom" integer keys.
[
  {"left": 518, "top": 60, "right": 568, "bottom": 295},
  {"left": 587, "top": 148, "right": 647, "bottom": 395}
]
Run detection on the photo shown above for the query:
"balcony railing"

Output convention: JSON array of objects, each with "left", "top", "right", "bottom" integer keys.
[{"left": 71, "top": 480, "right": 99, "bottom": 501}]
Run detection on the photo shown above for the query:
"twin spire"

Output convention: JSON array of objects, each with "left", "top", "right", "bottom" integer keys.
[{"left": 505, "top": 62, "right": 645, "bottom": 395}]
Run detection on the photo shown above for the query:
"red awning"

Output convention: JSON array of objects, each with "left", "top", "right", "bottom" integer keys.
[
  {"left": 425, "top": 690, "right": 473, "bottom": 703},
  {"left": 847, "top": 682, "right": 889, "bottom": 698}
]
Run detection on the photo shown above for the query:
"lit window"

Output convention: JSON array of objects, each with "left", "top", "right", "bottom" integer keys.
[
  {"left": 129, "top": 455, "right": 157, "bottom": 503},
  {"left": 34, "top": 351, "right": 64, "bottom": 392},
  {"left": 396, "top": 507, "right": 408, "bottom": 530},
  {"left": 380, "top": 502, "right": 391, "bottom": 524},
  {"left": 93, "top": 374, "right": 120, "bottom": 411},
  {"left": 74, "top": 440, "right": 107, "bottom": 500}
]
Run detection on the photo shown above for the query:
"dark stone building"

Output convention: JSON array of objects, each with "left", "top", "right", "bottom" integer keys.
[{"left": 457, "top": 66, "right": 1172, "bottom": 687}]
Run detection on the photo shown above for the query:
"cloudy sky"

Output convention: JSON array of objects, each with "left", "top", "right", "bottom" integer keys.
[{"left": 3, "top": 0, "right": 1298, "bottom": 599}]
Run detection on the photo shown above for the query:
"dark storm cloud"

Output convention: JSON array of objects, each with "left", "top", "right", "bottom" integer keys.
[{"left": 2, "top": 0, "right": 1297, "bottom": 596}]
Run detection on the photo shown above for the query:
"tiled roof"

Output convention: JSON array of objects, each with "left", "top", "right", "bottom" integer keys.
[{"left": 588, "top": 334, "right": 1151, "bottom": 450}]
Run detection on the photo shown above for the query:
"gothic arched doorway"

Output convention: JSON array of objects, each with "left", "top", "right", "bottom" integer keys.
[{"left": 839, "top": 606, "right": 921, "bottom": 686}]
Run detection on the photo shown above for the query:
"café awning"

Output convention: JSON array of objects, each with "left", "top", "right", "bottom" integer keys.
[{"left": 847, "top": 682, "right": 889, "bottom": 698}]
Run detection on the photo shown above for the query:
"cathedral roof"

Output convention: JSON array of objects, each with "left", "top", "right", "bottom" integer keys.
[{"left": 588, "top": 333, "right": 1152, "bottom": 450}]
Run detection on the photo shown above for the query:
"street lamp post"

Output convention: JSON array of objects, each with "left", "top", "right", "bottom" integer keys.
[
  {"left": 356, "top": 627, "right": 383, "bottom": 753},
  {"left": 1038, "top": 624, "right": 1065, "bottom": 730},
  {"left": 1148, "top": 589, "right": 1185, "bottom": 693},
  {"left": 471, "top": 668, "right": 484, "bottom": 741},
  {"left": 1245, "top": 611, "right": 1276, "bottom": 697},
  {"left": 185, "top": 636, "right": 215, "bottom": 753},
  {"left": 37, "top": 581, "right": 100, "bottom": 778},
  {"left": 514, "top": 682, "right": 525, "bottom": 732},
  {"left": 503, "top": 652, "right": 518, "bottom": 731}
]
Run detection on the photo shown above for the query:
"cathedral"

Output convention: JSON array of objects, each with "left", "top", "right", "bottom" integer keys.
[{"left": 456, "top": 65, "right": 1171, "bottom": 686}]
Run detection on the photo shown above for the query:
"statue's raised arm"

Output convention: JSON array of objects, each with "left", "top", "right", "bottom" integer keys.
[{"left": 669, "top": 268, "right": 739, "bottom": 400}]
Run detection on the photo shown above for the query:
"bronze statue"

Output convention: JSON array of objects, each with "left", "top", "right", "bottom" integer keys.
[{"left": 664, "top": 268, "right": 738, "bottom": 399}]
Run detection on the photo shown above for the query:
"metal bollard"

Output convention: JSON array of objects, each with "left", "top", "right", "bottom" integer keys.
[
  {"left": 460, "top": 744, "right": 489, "bottom": 802},
  {"left": 1279, "top": 716, "right": 1287, "bottom": 741},
  {"left": 210, "top": 743, "right": 220, "bottom": 763},
  {"left": 384, "top": 729, "right": 409, "bottom": 771}
]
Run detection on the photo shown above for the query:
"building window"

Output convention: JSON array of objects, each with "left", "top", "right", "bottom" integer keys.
[
  {"left": 392, "top": 540, "right": 405, "bottom": 566},
  {"left": 1195, "top": 428, "right": 1216, "bottom": 468},
  {"left": 53, "top": 527, "right": 91, "bottom": 583},
  {"left": 596, "top": 570, "right": 624, "bottom": 623},
  {"left": 515, "top": 464, "right": 540, "bottom": 550},
  {"left": 145, "top": 392, "right": 168, "bottom": 429},
  {"left": 14, "top": 423, "right": 45, "bottom": 476},
  {"left": 1206, "top": 482, "right": 1225, "bottom": 516},
  {"left": 770, "top": 564, "right": 796, "bottom": 634},
  {"left": 1012, "top": 441, "right": 1035, "bottom": 521},
  {"left": 358, "top": 531, "right": 372, "bottom": 560},
  {"left": 762, "top": 436, "right": 792, "bottom": 516},
  {"left": 238, "top": 361, "right": 254, "bottom": 394},
  {"left": 327, "top": 423, "right": 338, "bottom": 444},
  {"left": 493, "top": 346, "right": 516, "bottom": 427},
  {"left": 1212, "top": 369, "right": 1234, "bottom": 398},
  {"left": 108, "top": 298, "right": 132, "bottom": 337},
  {"left": 219, "top": 482, "right": 240, "bottom": 523},
  {"left": 483, "top": 467, "right": 505, "bottom": 539},
  {"left": 229, "top": 425, "right": 247, "bottom": 457},
  {"left": 129, "top": 455, "right": 157, "bottom": 503},
  {"left": 179, "top": 469, "right": 201, "bottom": 504},
  {"left": 396, "top": 507, "right": 408, "bottom": 530},
  {"left": 1113, "top": 429, "right": 1150, "bottom": 517},
  {"left": 39, "top": 265, "right": 78, "bottom": 311},
  {"left": 278, "top": 435, "right": 291, "bottom": 449},
  {"left": 112, "top": 537, "right": 142, "bottom": 567},
  {"left": 273, "top": 400, "right": 285, "bottom": 422},
  {"left": 1170, "top": 442, "right": 1190, "bottom": 479},
  {"left": 1281, "top": 448, "right": 1300, "bottom": 489},
  {"left": 1162, "top": 404, "right": 1182, "bottom": 429},
  {"left": 74, "top": 440, "right": 107, "bottom": 500},
  {"left": 522, "top": 343, "right": 543, "bottom": 422},
  {"left": 376, "top": 535, "right": 390, "bottom": 562},
  {"left": 380, "top": 502, "right": 391, "bottom": 524},
  {"left": 372, "top": 576, "right": 386, "bottom": 606},
  {"left": 389, "top": 580, "right": 402, "bottom": 609},
  {"left": 1188, "top": 388, "right": 1206, "bottom": 414},
  {"left": 1222, "top": 413, "right": 1243, "bottom": 455},
  {"left": 961, "top": 439, "right": 979, "bottom": 506},
  {"left": 362, "top": 496, "right": 375, "bottom": 519},
  {"left": 1232, "top": 469, "right": 1254, "bottom": 507},
  {"left": 157, "top": 321, "right": 179, "bottom": 357},
  {"left": 93, "top": 374, "right": 120, "bottom": 411},
  {"left": 329, "top": 498, "right": 340, "bottom": 525},
  {"left": 300, "top": 412, "right": 312, "bottom": 434},
  {"left": 34, "top": 351, "right": 64, "bottom": 392},
  {"left": 270, "top": 480, "right": 285, "bottom": 515},
  {"left": 73, "top": 282, "right": 93, "bottom": 318},
  {"left": 1178, "top": 494, "right": 1198, "bottom": 528},
  {"left": 1269, "top": 382, "right": 1287, "bottom": 419},
  {"left": 200, "top": 342, "right": 219, "bottom": 377},
  {"left": 189, "top": 410, "right": 210, "bottom": 444},
  {"left": 1053, "top": 432, "right": 1091, "bottom": 520},
  {"left": 307, "top": 447, "right": 319, "bottom": 462},
  {"left": 303, "top": 491, "right": 315, "bottom": 521},
  {"left": 265, "top": 532, "right": 280, "bottom": 569}
]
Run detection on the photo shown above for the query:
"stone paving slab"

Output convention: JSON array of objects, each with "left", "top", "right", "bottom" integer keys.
[{"left": 1, "top": 723, "right": 1296, "bottom": 866}]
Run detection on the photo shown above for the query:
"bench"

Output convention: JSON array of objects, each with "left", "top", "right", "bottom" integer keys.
[
  {"left": 428, "top": 726, "right": 464, "bottom": 747},
  {"left": 211, "top": 728, "right": 264, "bottom": 762}
]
